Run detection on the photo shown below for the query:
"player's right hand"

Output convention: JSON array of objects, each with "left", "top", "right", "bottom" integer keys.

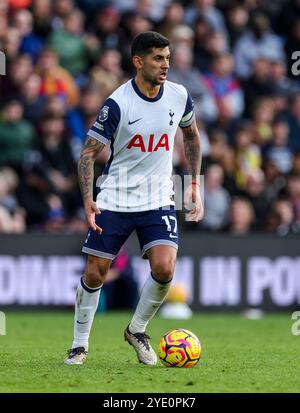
[
  {"left": 184, "top": 183, "right": 204, "bottom": 222},
  {"left": 84, "top": 199, "right": 102, "bottom": 234}
]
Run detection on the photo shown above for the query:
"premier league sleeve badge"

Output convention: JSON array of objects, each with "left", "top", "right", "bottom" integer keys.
[{"left": 99, "top": 105, "right": 109, "bottom": 122}]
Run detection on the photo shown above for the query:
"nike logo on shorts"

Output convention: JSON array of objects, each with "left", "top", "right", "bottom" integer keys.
[
  {"left": 128, "top": 118, "right": 142, "bottom": 125},
  {"left": 169, "top": 234, "right": 178, "bottom": 238},
  {"left": 76, "top": 320, "right": 89, "bottom": 324}
]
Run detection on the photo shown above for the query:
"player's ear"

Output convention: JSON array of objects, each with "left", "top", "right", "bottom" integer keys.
[{"left": 132, "top": 55, "right": 143, "bottom": 70}]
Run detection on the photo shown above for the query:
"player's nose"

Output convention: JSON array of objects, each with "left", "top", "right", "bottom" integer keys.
[{"left": 162, "top": 59, "right": 169, "bottom": 69}]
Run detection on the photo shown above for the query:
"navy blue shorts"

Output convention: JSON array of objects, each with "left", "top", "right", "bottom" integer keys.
[{"left": 82, "top": 206, "right": 178, "bottom": 260}]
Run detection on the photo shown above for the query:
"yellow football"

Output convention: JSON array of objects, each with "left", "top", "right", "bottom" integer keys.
[{"left": 158, "top": 328, "right": 201, "bottom": 368}]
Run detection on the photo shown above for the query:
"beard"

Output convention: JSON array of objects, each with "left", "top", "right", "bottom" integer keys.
[{"left": 142, "top": 69, "right": 162, "bottom": 86}]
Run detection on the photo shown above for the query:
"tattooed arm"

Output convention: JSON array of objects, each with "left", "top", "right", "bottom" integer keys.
[
  {"left": 182, "top": 118, "right": 201, "bottom": 180},
  {"left": 181, "top": 119, "right": 204, "bottom": 222},
  {"left": 78, "top": 137, "right": 105, "bottom": 233}
]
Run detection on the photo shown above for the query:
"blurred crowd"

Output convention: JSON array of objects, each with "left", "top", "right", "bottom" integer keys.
[{"left": 0, "top": 0, "right": 300, "bottom": 236}]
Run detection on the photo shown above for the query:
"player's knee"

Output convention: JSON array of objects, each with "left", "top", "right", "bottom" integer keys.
[
  {"left": 84, "top": 265, "right": 108, "bottom": 287},
  {"left": 152, "top": 260, "right": 175, "bottom": 283},
  {"left": 84, "top": 255, "right": 111, "bottom": 287},
  {"left": 84, "top": 270, "right": 105, "bottom": 288}
]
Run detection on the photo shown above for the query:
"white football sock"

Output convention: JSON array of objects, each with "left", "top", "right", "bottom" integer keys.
[
  {"left": 71, "top": 276, "right": 101, "bottom": 351},
  {"left": 129, "top": 273, "right": 172, "bottom": 334}
]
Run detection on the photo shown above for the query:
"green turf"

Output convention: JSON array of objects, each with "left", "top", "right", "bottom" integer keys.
[{"left": 0, "top": 311, "right": 299, "bottom": 393}]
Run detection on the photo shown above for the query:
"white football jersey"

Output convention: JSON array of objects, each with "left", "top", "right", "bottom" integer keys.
[{"left": 87, "top": 78, "right": 194, "bottom": 212}]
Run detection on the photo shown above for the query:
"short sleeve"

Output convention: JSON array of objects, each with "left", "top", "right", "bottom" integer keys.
[
  {"left": 179, "top": 90, "right": 195, "bottom": 128},
  {"left": 87, "top": 98, "right": 120, "bottom": 144}
]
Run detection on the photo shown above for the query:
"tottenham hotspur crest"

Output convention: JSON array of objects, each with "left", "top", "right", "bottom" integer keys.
[
  {"left": 99, "top": 105, "right": 109, "bottom": 122},
  {"left": 169, "top": 110, "right": 174, "bottom": 125}
]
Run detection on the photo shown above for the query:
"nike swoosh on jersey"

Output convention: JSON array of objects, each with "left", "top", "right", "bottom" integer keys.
[
  {"left": 169, "top": 234, "right": 178, "bottom": 238},
  {"left": 128, "top": 118, "right": 142, "bottom": 125}
]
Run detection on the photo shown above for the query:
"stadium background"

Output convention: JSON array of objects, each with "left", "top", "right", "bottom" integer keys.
[
  {"left": 1, "top": 0, "right": 300, "bottom": 311},
  {"left": 1, "top": 0, "right": 300, "bottom": 395}
]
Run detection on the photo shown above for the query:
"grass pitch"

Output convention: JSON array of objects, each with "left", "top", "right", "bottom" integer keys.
[{"left": 0, "top": 311, "right": 299, "bottom": 393}]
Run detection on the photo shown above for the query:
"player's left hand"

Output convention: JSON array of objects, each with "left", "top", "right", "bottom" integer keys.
[{"left": 184, "top": 183, "right": 204, "bottom": 222}]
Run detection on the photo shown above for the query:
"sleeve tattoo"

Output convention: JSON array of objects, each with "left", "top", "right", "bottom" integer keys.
[
  {"left": 78, "top": 137, "right": 105, "bottom": 200},
  {"left": 181, "top": 120, "right": 201, "bottom": 179}
]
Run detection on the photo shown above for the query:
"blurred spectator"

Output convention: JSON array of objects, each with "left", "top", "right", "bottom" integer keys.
[
  {"left": 220, "top": 145, "right": 238, "bottom": 195},
  {"left": 204, "top": 128, "right": 228, "bottom": 164},
  {"left": 66, "top": 206, "right": 88, "bottom": 234},
  {"left": 92, "top": 3, "right": 122, "bottom": 51},
  {"left": 168, "top": 44, "right": 218, "bottom": 122},
  {"left": 251, "top": 97, "right": 275, "bottom": 146},
  {"left": 184, "top": 0, "right": 228, "bottom": 47},
  {"left": 286, "top": 93, "right": 300, "bottom": 153},
  {"left": 241, "top": 57, "right": 274, "bottom": 117},
  {"left": 0, "top": 167, "right": 19, "bottom": 213},
  {"left": 171, "top": 24, "right": 194, "bottom": 48},
  {"left": 43, "top": 95, "right": 68, "bottom": 119},
  {"left": 277, "top": 0, "right": 300, "bottom": 35},
  {"left": 203, "top": 53, "right": 244, "bottom": 121},
  {"left": 227, "top": 197, "right": 255, "bottom": 235},
  {"left": 286, "top": 172, "right": 300, "bottom": 223},
  {"left": 1, "top": 27, "right": 21, "bottom": 62},
  {"left": 202, "top": 28, "right": 228, "bottom": 72},
  {"left": 114, "top": 0, "right": 171, "bottom": 23},
  {"left": 34, "top": 114, "right": 79, "bottom": 208},
  {"left": 9, "top": 0, "right": 31, "bottom": 11},
  {"left": 234, "top": 121, "right": 261, "bottom": 189},
  {"left": 36, "top": 47, "right": 79, "bottom": 108},
  {"left": 265, "top": 119, "right": 292, "bottom": 174},
  {"left": 193, "top": 14, "right": 212, "bottom": 72},
  {"left": 269, "top": 58, "right": 299, "bottom": 100},
  {"left": 0, "top": 54, "right": 33, "bottom": 103},
  {"left": 52, "top": 0, "right": 75, "bottom": 31},
  {"left": 225, "top": 2, "right": 249, "bottom": 48},
  {"left": 90, "top": 48, "right": 124, "bottom": 97},
  {"left": 0, "top": 100, "right": 35, "bottom": 171},
  {"left": 234, "top": 12, "right": 285, "bottom": 79},
  {"left": 66, "top": 84, "right": 106, "bottom": 158},
  {"left": 0, "top": 205, "right": 21, "bottom": 233},
  {"left": 31, "top": 0, "right": 53, "bottom": 39},
  {"left": 203, "top": 129, "right": 238, "bottom": 195},
  {"left": 19, "top": 114, "right": 79, "bottom": 226},
  {"left": 96, "top": 48, "right": 124, "bottom": 82},
  {"left": 43, "top": 193, "right": 67, "bottom": 233},
  {"left": 20, "top": 73, "right": 44, "bottom": 124},
  {"left": 13, "top": 8, "right": 44, "bottom": 62},
  {"left": 156, "top": 1, "right": 184, "bottom": 41},
  {"left": 135, "top": 0, "right": 154, "bottom": 20},
  {"left": 291, "top": 152, "right": 300, "bottom": 174},
  {"left": 0, "top": 167, "right": 26, "bottom": 233},
  {"left": 263, "top": 158, "right": 286, "bottom": 203},
  {"left": 201, "top": 163, "right": 230, "bottom": 230},
  {"left": 242, "top": 169, "right": 270, "bottom": 229},
  {"left": 76, "top": 0, "right": 110, "bottom": 21},
  {"left": 48, "top": 9, "right": 99, "bottom": 79},
  {"left": 0, "top": 13, "right": 9, "bottom": 44},
  {"left": 269, "top": 198, "right": 299, "bottom": 236}
]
